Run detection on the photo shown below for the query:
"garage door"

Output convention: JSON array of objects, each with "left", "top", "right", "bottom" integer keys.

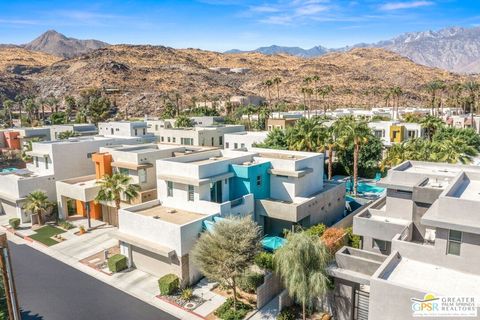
[{"left": 131, "top": 245, "right": 179, "bottom": 278}]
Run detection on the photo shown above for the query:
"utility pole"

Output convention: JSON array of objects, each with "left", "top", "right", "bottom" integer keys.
[{"left": 0, "top": 232, "right": 20, "bottom": 320}]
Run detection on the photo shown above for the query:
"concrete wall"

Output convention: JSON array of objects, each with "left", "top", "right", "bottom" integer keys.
[
  {"left": 256, "top": 272, "right": 283, "bottom": 309},
  {"left": 224, "top": 132, "right": 268, "bottom": 150}
]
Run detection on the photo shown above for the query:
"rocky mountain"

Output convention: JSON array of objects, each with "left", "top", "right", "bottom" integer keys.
[
  {"left": 22, "top": 30, "right": 109, "bottom": 59},
  {"left": 0, "top": 44, "right": 463, "bottom": 116},
  {"left": 226, "top": 27, "right": 480, "bottom": 74}
]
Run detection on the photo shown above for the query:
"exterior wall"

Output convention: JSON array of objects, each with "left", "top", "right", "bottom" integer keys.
[
  {"left": 390, "top": 125, "right": 405, "bottom": 143},
  {"left": 92, "top": 153, "right": 113, "bottom": 179},
  {"left": 229, "top": 162, "right": 271, "bottom": 200},
  {"left": 3, "top": 131, "right": 21, "bottom": 149},
  {"left": 224, "top": 132, "right": 268, "bottom": 150},
  {"left": 256, "top": 272, "right": 283, "bottom": 309},
  {"left": 266, "top": 118, "right": 297, "bottom": 131}
]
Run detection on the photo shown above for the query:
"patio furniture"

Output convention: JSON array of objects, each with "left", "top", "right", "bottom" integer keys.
[{"left": 262, "top": 236, "right": 286, "bottom": 252}]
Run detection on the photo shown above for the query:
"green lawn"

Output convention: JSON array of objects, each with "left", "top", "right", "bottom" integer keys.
[{"left": 29, "top": 225, "right": 66, "bottom": 246}]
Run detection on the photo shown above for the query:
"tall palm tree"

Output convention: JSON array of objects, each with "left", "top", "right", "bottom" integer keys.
[
  {"left": 275, "top": 231, "right": 331, "bottom": 320},
  {"left": 23, "top": 190, "right": 53, "bottom": 226},
  {"left": 95, "top": 173, "right": 141, "bottom": 211},
  {"left": 390, "top": 86, "right": 403, "bottom": 120},
  {"left": 335, "top": 117, "right": 371, "bottom": 196},
  {"left": 264, "top": 79, "right": 274, "bottom": 105},
  {"left": 425, "top": 80, "right": 446, "bottom": 116},
  {"left": 463, "top": 81, "right": 479, "bottom": 125},
  {"left": 3, "top": 99, "right": 14, "bottom": 124},
  {"left": 324, "top": 125, "right": 338, "bottom": 181},
  {"left": 272, "top": 77, "right": 282, "bottom": 102},
  {"left": 317, "top": 85, "right": 333, "bottom": 115}
]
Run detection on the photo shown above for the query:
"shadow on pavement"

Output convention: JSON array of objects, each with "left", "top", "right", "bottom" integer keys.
[{"left": 21, "top": 309, "right": 45, "bottom": 320}]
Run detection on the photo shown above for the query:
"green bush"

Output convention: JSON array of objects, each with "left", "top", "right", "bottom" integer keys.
[
  {"left": 107, "top": 254, "right": 128, "bottom": 273},
  {"left": 305, "top": 223, "right": 326, "bottom": 237},
  {"left": 254, "top": 252, "right": 274, "bottom": 270},
  {"left": 8, "top": 218, "right": 20, "bottom": 229},
  {"left": 345, "top": 227, "right": 361, "bottom": 249},
  {"left": 58, "top": 219, "right": 75, "bottom": 230},
  {"left": 277, "top": 307, "right": 296, "bottom": 320},
  {"left": 238, "top": 271, "right": 264, "bottom": 293},
  {"left": 158, "top": 274, "right": 179, "bottom": 295},
  {"left": 215, "top": 298, "right": 253, "bottom": 320}
]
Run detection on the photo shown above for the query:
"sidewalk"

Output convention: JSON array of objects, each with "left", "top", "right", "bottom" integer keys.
[
  {"left": 249, "top": 295, "right": 281, "bottom": 320},
  {"left": 1, "top": 222, "right": 203, "bottom": 320}
]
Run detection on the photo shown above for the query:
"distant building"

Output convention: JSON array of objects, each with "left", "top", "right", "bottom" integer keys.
[
  {"left": 368, "top": 121, "right": 425, "bottom": 146},
  {"left": 224, "top": 131, "right": 268, "bottom": 150},
  {"left": 98, "top": 121, "right": 156, "bottom": 143}
]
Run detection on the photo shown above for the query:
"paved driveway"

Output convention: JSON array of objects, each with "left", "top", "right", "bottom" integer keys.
[{"left": 9, "top": 241, "right": 178, "bottom": 320}]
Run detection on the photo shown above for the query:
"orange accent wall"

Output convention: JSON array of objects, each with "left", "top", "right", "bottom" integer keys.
[
  {"left": 76, "top": 200, "right": 86, "bottom": 216},
  {"left": 89, "top": 201, "right": 102, "bottom": 220},
  {"left": 92, "top": 153, "right": 112, "bottom": 180},
  {"left": 4, "top": 131, "right": 21, "bottom": 150}
]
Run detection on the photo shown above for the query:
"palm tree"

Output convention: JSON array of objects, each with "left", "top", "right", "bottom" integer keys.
[
  {"left": 425, "top": 80, "right": 446, "bottom": 116},
  {"left": 264, "top": 79, "right": 274, "bottom": 105},
  {"left": 23, "top": 190, "right": 53, "bottom": 226},
  {"left": 317, "top": 85, "right": 333, "bottom": 115},
  {"left": 95, "top": 173, "right": 141, "bottom": 212},
  {"left": 420, "top": 115, "right": 444, "bottom": 141},
  {"left": 286, "top": 117, "right": 324, "bottom": 152},
  {"left": 3, "top": 99, "right": 14, "bottom": 124},
  {"left": 57, "top": 130, "right": 78, "bottom": 140},
  {"left": 272, "top": 77, "right": 282, "bottom": 102},
  {"left": 463, "top": 81, "right": 479, "bottom": 125},
  {"left": 64, "top": 96, "right": 77, "bottom": 123},
  {"left": 390, "top": 86, "right": 403, "bottom": 120},
  {"left": 275, "top": 231, "right": 331, "bottom": 320},
  {"left": 323, "top": 125, "right": 338, "bottom": 180},
  {"left": 335, "top": 117, "right": 371, "bottom": 196}
]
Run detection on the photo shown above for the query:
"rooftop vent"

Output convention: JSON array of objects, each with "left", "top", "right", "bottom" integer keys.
[{"left": 167, "top": 209, "right": 176, "bottom": 214}]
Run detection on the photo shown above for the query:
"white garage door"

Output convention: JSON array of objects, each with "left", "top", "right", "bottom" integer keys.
[{"left": 131, "top": 245, "right": 179, "bottom": 278}]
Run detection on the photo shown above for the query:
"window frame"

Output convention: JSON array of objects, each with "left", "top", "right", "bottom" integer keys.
[
  {"left": 167, "top": 181, "right": 173, "bottom": 197},
  {"left": 188, "top": 185, "right": 194, "bottom": 202},
  {"left": 138, "top": 168, "right": 147, "bottom": 184},
  {"left": 447, "top": 229, "right": 462, "bottom": 256}
]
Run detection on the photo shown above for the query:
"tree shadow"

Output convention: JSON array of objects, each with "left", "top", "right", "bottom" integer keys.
[{"left": 21, "top": 309, "right": 45, "bottom": 320}]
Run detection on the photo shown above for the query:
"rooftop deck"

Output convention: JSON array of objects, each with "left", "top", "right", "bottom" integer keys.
[{"left": 131, "top": 204, "right": 205, "bottom": 225}]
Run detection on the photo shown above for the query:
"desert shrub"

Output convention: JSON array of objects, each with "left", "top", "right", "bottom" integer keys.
[
  {"left": 158, "top": 273, "right": 179, "bottom": 295},
  {"left": 238, "top": 271, "right": 264, "bottom": 293},
  {"left": 107, "top": 254, "right": 128, "bottom": 273},
  {"left": 58, "top": 219, "right": 75, "bottom": 230},
  {"left": 8, "top": 218, "right": 20, "bottom": 229},
  {"left": 320, "top": 227, "right": 347, "bottom": 254},
  {"left": 345, "top": 227, "right": 361, "bottom": 249},
  {"left": 277, "top": 306, "right": 296, "bottom": 320},
  {"left": 254, "top": 251, "right": 274, "bottom": 270},
  {"left": 181, "top": 287, "right": 193, "bottom": 301},
  {"left": 215, "top": 298, "right": 253, "bottom": 320},
  {"left": 305, "top": 223, "right": 326, "bottom": 237}
]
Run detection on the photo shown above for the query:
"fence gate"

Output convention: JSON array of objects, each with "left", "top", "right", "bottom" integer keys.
[{"left": 353, "top": 288, "right": 369, "bottom": 320}]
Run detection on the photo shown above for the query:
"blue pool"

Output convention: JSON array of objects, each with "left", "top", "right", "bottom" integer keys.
[
  {"left": 357, "top": 182, "right": 385, "bottom": 194},
  {"left": 1, "top": 167, "right": 18, "bottom": 173}
]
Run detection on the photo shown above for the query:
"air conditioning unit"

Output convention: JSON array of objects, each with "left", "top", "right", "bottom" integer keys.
[{"left": 167, "top": 209, "right": 176, "bottom": 214}]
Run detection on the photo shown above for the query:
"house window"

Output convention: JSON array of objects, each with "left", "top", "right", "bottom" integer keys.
[
  {"left": 168, "top": 137, "right": 171, "bottom": 143},
  {"left": 172, "top": 137, "right": 176, "bottom": 143},
  {"left": 219, "top": 136, "right": 223, "bottom": 145},
  {"left": 225, "top": 142, "right": 229, "bottom": 148},
  {"left": 87, "top": 152, "right": 93, "bottom": 159},
  {"left": 155, "top": 125, "right": 159, "bottom": 131},
  {"left": 234, "top": 143, "right": 238, "bottom": 149},
  {"left": 256, "top": 175, "right": 262, "bottom": 187},
  {"left": 138, "top": 169, "right": 147, "bottom": 183},
  {"left": 447, "top": 230, "right": 462, "bottom": 256},
  {"left": 241, "top": 143, "right": 245, "bottom": 148},
  {"left": 119, "top": 168, "right": 129, "bottom": 175},
  {"left": 211, "top": 137, "right": 214, "bottom": 146},
  {"left": 45, "top": 157, "right": 49, "bottom": 169},
  {"left": 143, "top": 128, "right": 146, "bottom": 135},
  {"left": 167, "top": 181, "right": 173, "bottom": 197},
  {"left": 188, "top": 185, "right": 194, "bottom": 201},
  {"left": 373, "top": 239, "right": 387, "bottom": 252},
  {"left": 34, "top": 156, "right": 39, "bottom": 168},
  {"left": 134, "top": 129, "right": 138, "bottom": 136},
  {"left": 161, "top": 136, "right": 164, "bottom": 142}
]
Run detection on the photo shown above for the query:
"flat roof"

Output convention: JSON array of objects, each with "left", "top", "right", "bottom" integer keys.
[
  {"left": 384, "top": 258, "right": 480, "bottom": 296},
  {"left": 186, "top": 156, "right": 230, "bottom": 165},
  {"left": 257, "top": 152, "right": 305, "bottom": 160},
  {"left": 132, "top": 204, "right": 205, "bottom": 225}
]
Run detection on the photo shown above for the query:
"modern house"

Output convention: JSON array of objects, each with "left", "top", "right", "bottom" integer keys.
[
  {"left": 329, "top": 161, "right": 480, "bottom": 320},
  {"left": 98, "top": 121, "right": 156, "bottom": 143},
  {"left": 0, "top": 127, "right": 51, "bottom": 150},
  {"left": 266, "top": 114, "right": 301, "bottom": 131},
  {"left": 0, "top": 136, "right": 142, "bottom": 223},
  {"left": 148, "top": 124, "right": 244, "bottom": 147},
  {"left": 224, "top": 131, "right": 268, "bottom": 150},
  {"left": 445, "top": 115, "right": 480, "bottom": 134},
  {"left": 56, "top": 144, "right": 212, "bottom": 226},
  {"left": 368, "top": 121, "right": 425, "bottom": 146},
  {"left": 115, "top": 148, "right": 345, "bottom": 284},
  {"left": 49, "top": 124, "right": 98, "bottom": 140}
]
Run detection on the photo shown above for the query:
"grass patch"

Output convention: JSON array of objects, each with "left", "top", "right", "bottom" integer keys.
[{"left": 29, "top": 225, "right": 66, "bottom": 246}]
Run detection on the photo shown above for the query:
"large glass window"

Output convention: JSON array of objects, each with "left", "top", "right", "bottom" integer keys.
[
  {"left": 119, "top": 167, "right": 129, "bottom": 175},
  {"left": 188, "top": 185, "right": 194, "bottom": 201},
  {"left": 167, "top": 181, "right": 173, "bottom": 197},
  {"left": 373, "top": 238, "right": 387, "bottom": 252},
  {"left": 210, "top": 180, "right": 223, "bottom": 203},
  {"left": 447, "top": 230, "right": 462, "bottom": 256},
  {"left": 138, "top": 169, "right": 147, "bottom": 183}
]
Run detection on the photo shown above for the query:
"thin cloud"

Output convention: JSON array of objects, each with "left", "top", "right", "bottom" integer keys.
[
  {"left": 252, "top": 0, "right": 333, "bottom": 25},
  {"left": 380, "top": 1, "right": 434, "bottom": 11}
]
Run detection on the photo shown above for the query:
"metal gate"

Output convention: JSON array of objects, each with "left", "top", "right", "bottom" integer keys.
[{"left": 354, "top": 289, "right": 369, "bottom": 320}]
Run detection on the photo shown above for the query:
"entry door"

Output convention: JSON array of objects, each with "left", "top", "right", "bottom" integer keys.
[{"left": 353, "top": 288, "right": 369, "bottom": 320}]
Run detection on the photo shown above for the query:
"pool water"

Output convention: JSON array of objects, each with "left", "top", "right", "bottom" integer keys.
[
  {"left": 357, "top": 182, "right": 385, "bottom": 194},
  {"left": 1, "top": 167, "right": 18, "bottom": 173}
]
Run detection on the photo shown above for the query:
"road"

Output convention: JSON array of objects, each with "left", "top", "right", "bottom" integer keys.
[{"left": 8, "top": 241, "right": 179, "bottom": 320}]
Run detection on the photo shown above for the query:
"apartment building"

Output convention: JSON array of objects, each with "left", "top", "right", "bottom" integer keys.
[
  {"left": 329, "top": 161, "right": 480, "bottom": 320},
  {"left": 224, "top": 131, "right": 268, "bottom": 150},
  {"left": 115, "top": 148, "right": 345, "bottom": 285},
  {"left": 0, "top": 136, "right": 139, "bottom": 223},
  {"left": 368, "top": 121, "right": 425, "bottom": 146},
  {"left": 148, "top": 124, "right": 244, "bottom": 147},
  {"left": 98, "top": 121, "right": 156, "bottom": 143},
  {"left": 56, "top": 144, "right": 211, "bottom": 226}
]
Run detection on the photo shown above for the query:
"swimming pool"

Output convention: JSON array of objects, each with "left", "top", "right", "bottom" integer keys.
[
  {"left": 1, "top": 167, "right": 18, "bottom": 173},
  {"left": 357, "top": 182, "right": 385, "bottom": 194}
]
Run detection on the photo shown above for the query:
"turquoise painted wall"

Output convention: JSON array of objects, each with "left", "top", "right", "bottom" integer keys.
[{"left": 229, "top": 162, "right": 271, "bottom": 200}]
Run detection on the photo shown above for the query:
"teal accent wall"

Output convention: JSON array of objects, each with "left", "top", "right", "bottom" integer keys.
[{"left": 229, "top": 162, "right": 271, "bottom": 200}]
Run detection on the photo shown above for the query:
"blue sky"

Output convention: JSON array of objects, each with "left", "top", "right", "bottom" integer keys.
[{"left": 0, "top": 0, "right": 479, "bottom": 51}]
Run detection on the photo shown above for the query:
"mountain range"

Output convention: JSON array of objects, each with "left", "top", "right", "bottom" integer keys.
[{"left": 226, "top": 27, "right": 480, "bottom": 74}]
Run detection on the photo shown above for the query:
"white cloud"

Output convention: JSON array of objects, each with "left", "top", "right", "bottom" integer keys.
[
  {"left": 380, "top": 1, "right": 434, "bottom": 11},
  {"left": 252, "top": 0, "right": 332, "bottom": 25}
]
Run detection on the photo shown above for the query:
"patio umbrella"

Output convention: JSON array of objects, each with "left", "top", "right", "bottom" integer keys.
[{"left": 261, "top": 236, "right": 286, "bottom": 251}]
